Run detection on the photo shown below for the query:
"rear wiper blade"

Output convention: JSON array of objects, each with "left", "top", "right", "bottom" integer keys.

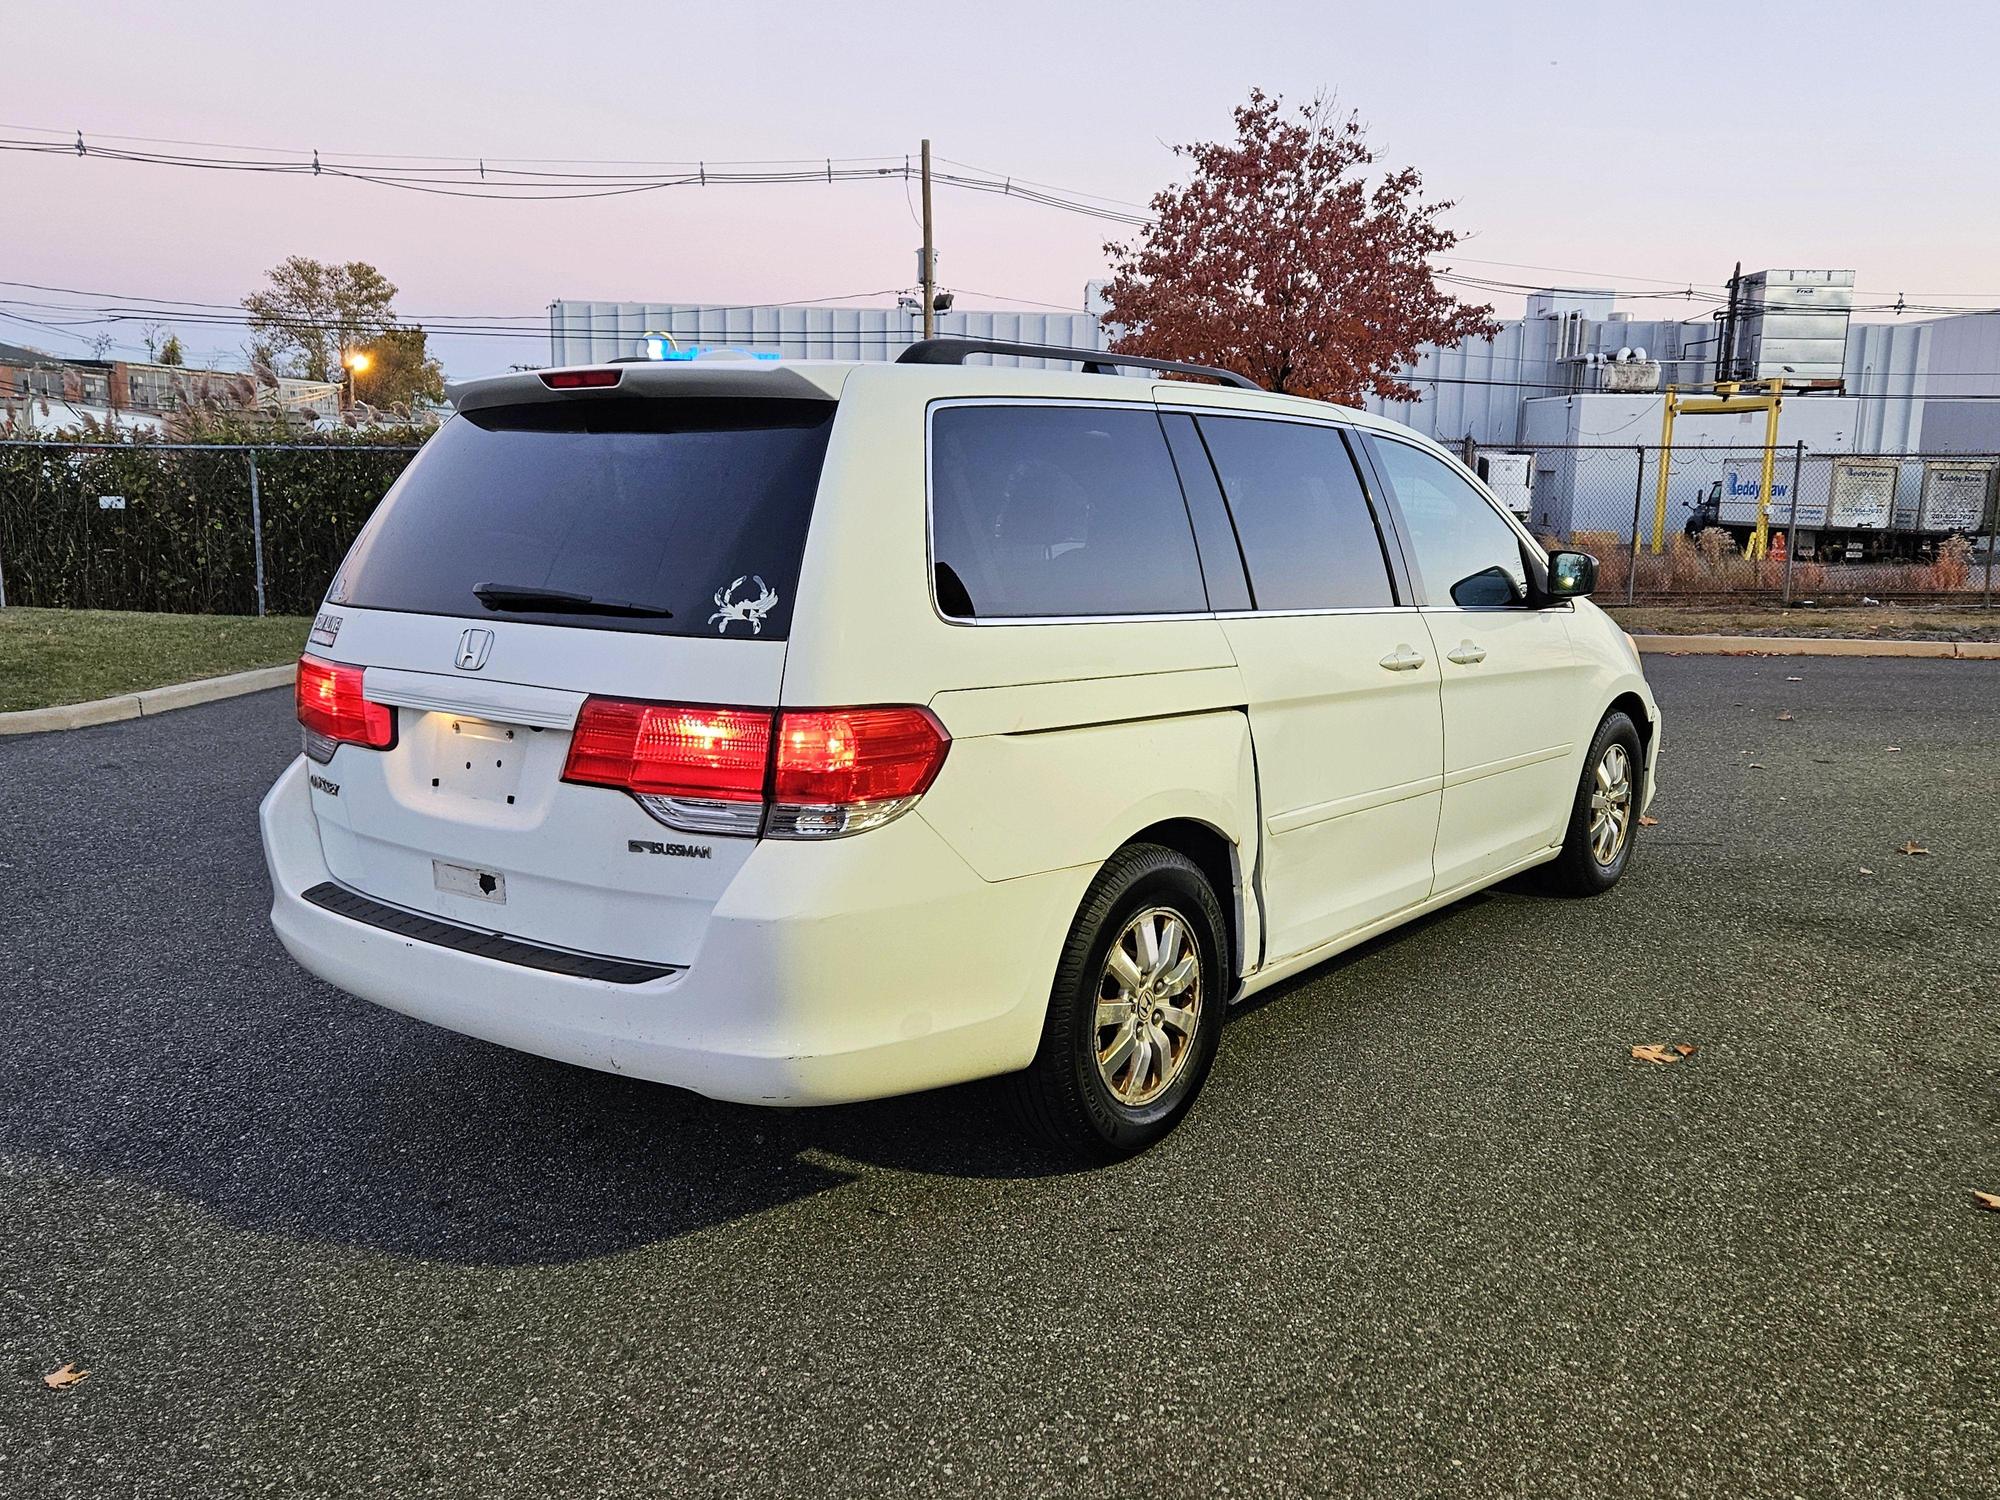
[{"left": 472, "top": 582, "right": 673, "bottom": 619}]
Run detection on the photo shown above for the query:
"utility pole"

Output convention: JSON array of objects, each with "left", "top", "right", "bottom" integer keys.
[
  {"left": 920, "top": 138, "right": 936, "bottom": 339},
  {"left": 1718, "top": 260, "right": 1741, "bottom": 385}
]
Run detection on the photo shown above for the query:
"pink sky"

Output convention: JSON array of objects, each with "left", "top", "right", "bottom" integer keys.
[{"left": 8, "top": 1, "right": 1998, "bottom": 377}]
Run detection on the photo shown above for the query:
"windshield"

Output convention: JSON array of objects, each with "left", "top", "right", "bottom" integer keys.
[{"left": 329, "top": 396, "right": 835, "bottom": 639}]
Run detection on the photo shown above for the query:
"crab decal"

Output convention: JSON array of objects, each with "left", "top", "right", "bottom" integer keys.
[{"left": 709, "top": 574, "right": 779, "bottom": 635}]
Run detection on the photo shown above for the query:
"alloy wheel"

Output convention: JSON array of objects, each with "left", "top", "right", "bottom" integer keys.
[
  {"left": 1094, "top": 906, "right": 1202, "bottom": 1107},
  {"left": 1589, "top": 742, "right": 1634, "bottom": 866}
]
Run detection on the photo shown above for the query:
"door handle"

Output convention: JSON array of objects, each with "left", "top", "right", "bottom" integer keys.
[
  {"left": 1378, "top": 645, "right": 1427, "bottom": 672},
  {"left": 1446, "top": 641, "right": 1487, "bottom": 665}
]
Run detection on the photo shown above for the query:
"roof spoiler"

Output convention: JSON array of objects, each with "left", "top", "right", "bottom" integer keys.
[{"left": 896, "top": 337, "right": 1260, "bottom": 391}]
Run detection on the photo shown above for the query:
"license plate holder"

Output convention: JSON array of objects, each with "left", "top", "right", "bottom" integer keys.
[{"left": 431, "top": 716, "right": 526, "bottom": 805}]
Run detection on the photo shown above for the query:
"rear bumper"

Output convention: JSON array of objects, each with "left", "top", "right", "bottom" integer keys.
[{"left": 260, "top": 758, "right": 1081, "bottom": 1105}]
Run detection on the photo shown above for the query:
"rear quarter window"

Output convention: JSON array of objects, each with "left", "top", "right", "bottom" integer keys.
[
  {"left": 330, "top": 397, "right": 835, "bottom": 638},
  {"left": 929, "top": 403, "right": 1208, "bottom": 619}
]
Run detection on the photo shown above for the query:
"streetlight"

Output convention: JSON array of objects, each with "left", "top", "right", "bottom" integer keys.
[{"left": 342, "top": 349, "right": 371, "bottom": 412}]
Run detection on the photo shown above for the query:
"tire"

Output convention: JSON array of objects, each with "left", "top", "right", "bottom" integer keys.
[
  {"left": 1545, "top": 710, "right": 1644, "bottom": 896},
  {"left": 1009, "top": 843, "right": 1230, "bottom": 1160}
]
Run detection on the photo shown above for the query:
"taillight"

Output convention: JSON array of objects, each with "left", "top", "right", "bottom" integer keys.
[
  {"left": 539, "top": 369, "right": 621, "bottom": 390},
  {"left": 564, "top": 700, "right": 772, "bottom": 834},
  {"left": 296, "top": 655, "right": 394, "bottom": 763},
  {"left": 769, "top": 708, "right": 949, "bottom": 837},
  {"left": 561, "top": 699, "right": 949, "bottom": 840}
]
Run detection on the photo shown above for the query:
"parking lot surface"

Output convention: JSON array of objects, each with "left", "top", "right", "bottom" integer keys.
[{"left": 2, "top": 656, "right": 1997, "bottom": 1498}]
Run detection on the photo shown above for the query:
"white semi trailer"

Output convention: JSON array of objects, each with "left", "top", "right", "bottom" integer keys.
[{"left": 1517, "top": 393, "right": 1993, "bottom": 558}]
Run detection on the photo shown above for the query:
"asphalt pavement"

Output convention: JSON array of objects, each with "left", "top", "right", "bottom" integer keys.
[{"left": 2, "top": 656, "right": 1996, "bottom": 1498}]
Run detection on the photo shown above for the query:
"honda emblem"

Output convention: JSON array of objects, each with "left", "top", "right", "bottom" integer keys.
[{"left": 454, "top": 628, "right": 494, "bottom": 672}]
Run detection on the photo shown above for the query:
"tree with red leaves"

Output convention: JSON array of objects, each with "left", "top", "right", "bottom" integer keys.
[{"left": 1100, "top": 90, "right": 1499, "bottom": 403}]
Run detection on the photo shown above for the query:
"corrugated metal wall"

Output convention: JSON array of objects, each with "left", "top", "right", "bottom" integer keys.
[
  {"left": 548, "top": 297, "right": 1997, "bottom": 455},
  {"left": 1844, "top": 322, "right": 1929, "bottom": 451},
  {"left": 547, "top": 302, "right": 1107, "bottom": 368}
]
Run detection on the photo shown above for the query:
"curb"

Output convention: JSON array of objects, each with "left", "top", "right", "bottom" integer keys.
[
  {"left": 1632, "top": 633, "right": 2000, "bottom": 660},
  {"left": 0, "top": 664, "right": 294, "bottom": 737}
]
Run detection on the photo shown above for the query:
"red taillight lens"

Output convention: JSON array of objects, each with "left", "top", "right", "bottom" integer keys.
[
  {"left": 539, "top": 369, "right": 622, "bottom": 390},
  {"left": 774, "top": 708, "right": 949, "bottom": 804},
  {"left": 296, "top": 655, "right": 393, "bottom": 750},
  {"left": 561, "top": 698, "right": 950, "bottom": 838},
  {"left": 562, "top": 699, "right": 773, "bottom": 801}
]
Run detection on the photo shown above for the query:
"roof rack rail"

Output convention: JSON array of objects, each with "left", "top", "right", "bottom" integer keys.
[{"left": 895, "top": 336, "right": 1260, "bottom": 391}]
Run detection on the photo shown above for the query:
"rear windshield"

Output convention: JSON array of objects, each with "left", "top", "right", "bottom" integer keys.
[{"left": 329, "top": 396, "right": 835, "bottom": 638}]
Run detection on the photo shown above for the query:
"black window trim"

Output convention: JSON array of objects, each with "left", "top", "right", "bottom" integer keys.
[
  {"left": 924, "top": 397, "right": 1432, "bottom": 627},
  {"left": 1359, "top": 429, "right": 1556, "bottom": 612},
  {"left": 1158, "top": 411, "right": 1255, "bottom": 613}
]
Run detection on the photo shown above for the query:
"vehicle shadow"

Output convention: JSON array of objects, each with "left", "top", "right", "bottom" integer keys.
[
  {"left": 11, "top": 883, "right": 1567, "bottom": 1270},
  {"left": 1222, "top": 886, "right": 1516, "bottom": 1025},
  {"left": 3, "top": 684, "right": 1563, "bottom": 1272}
]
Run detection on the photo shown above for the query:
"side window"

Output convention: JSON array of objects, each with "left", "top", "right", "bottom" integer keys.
[
  {"left": 1369, "top": 438, "right": 1530, "bottom": 608},
  {"left": 1194, "top": 416, "right": 1395, "bottom": 610},
  {"left": 930, "top": 405, "right": 1208, "bottom": 619}
]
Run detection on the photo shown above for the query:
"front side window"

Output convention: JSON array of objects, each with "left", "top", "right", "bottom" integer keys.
[
  {"left": 1369, "top": 438, "right": 1530, "bottom": 608},
  {"left": 930, "top": 404, "right": 1207, "bottom": 619},
  {"left": 1195, "top": 416, "right": 1395, "bottom": 610}
]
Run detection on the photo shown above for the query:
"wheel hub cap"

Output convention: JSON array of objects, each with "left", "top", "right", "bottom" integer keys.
[
  {"left": 1588, "top": 742, "right": 1634, "bottom": 867},
  {"left": 1094, "top": 907, "right": 1202, "bottom": 1107}
]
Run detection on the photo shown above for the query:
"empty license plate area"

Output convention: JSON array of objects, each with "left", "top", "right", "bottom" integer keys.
[
  {"left": 433, "top": 858, "right": 506, "bottom": 903},
  {"left": 427, "top": 716, "right": 528, "bottom": 805}
]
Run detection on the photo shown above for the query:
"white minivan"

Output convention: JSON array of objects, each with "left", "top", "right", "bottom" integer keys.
[{"left": 261, "top": 339, "right": 1661, "bottom": 1157}]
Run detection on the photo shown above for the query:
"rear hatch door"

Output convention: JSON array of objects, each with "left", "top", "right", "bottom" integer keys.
[{"left": 303, "top": 373, "right": 840, "bottom": 967}]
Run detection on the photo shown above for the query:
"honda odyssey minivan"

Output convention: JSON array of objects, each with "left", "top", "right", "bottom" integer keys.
[{"left": 261, "top": 338, "right": 1661, "bottom": 1157}]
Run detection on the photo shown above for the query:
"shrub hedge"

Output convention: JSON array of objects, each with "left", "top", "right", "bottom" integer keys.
[{"left": 0, "top": 420, "right": 425, "bottom": 615}]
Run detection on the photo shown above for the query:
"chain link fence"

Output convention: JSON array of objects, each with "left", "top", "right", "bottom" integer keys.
[
  {"left": 3, "top": 436, "right": 1997, "bottom": 616},
  {"left": 0, "top": 440, "right": 422, "bottom": 616},
  {"left": 1467, "top": 443, "right": 2000, "bottom": 606}
]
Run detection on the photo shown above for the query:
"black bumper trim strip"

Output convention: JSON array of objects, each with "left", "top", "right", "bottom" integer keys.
[{"left": 300, "top": 881, "right": 678, "bottom": 985}]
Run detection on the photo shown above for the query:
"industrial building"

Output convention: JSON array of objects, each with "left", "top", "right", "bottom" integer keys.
[
  {"left": 0, "top": 340, "right": 344, "bottom": 432},
  {"left": 545, "top": 300, "right": 1103, "bottom": 369},
  {"left": 1355, "top": 271, "right": 2000, "bottom": 551},
  {"left": 1352, "top": 271, "right": 1970, "bottom": 455},
  {"left": 548, "top": 273, "right": 2000, "bottom": 554},
  {"left": 549, "top": 272, "right": 1999, "bottom": 457}
]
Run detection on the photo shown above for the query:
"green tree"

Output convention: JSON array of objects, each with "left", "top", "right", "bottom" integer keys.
[
  {"left": 351, "top": 326, "right": 446, "bottom": 411},
  {"left": 242, "top": 256, "right": 400, "bottom": 383},
  {"left": 157, "top": 332, "right": 185, "bottom": 367}
]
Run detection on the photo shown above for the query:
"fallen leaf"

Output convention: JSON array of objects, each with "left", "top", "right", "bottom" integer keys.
[
  {"left": 1673, "top": 1043, "right": 1697, "bottom": 1057},
  {"left": 1899, "top": 840, "right": 1931, "bottom": 857},
  {"left": 42, "top": 1363, "right": 89, "bottom": 1390},
  {"left": 1638, "top": 814, "right": 1660, "bottom": 827},
  {"left": 1975, "top": 1191, "right": 2000, "bottom": 1212},
  {"left": 1776, "top": 711, "right": 1794, "bottom": 721},
  {"left": 1859, "top": 867, "right": 1874, "bottom": 875},
  {"left": 1749, "top": 762, "right": 1766, "bottom": 770},
  {"left": 1631, "top": 1044, "right": 1679, "bottom": 1065}
]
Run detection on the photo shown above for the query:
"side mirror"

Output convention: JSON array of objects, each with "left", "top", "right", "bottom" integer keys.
[{"left": 1547, "top": 550, "right": 1599, "bottom": 600}]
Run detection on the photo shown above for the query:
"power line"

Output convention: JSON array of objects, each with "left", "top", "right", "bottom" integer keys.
[
  {"left": 0, "top": 128, "right": 1155, "bottom": 222},
  {"left": 0, "top": 279, "right": 912, "bottom": 326},
  {"left": 1373, "top": 369, "right": 2000, "bottom": 401},
  {"left": 17, "top": 122, "right": 2000, "bottom": 312},
  {"left": 0, "top": 276, "right": 1093, "bottom": 349}
]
